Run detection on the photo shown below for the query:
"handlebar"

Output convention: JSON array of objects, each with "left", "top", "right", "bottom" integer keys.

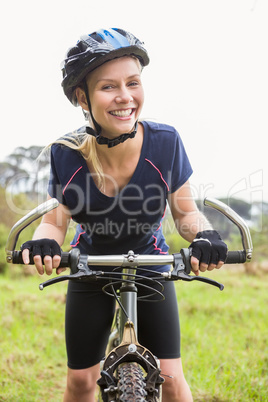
[
  {"left": 204, "top": 198, "right": 253, "bottom": 261},
  {"left": 5, "top": 198, "right": 59, "bottom": 263},
  {"left": 11, "top": 247, "right": 225, "bottom": 291},
  {"left": 5, "top": 197, "right": 253, "bottom": 292}
]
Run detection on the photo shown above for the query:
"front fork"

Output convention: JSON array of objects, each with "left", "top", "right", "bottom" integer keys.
[
  {"left": 98, "top": 321, "right": 164, "bottom": 401},
  {"left": 98, "top": 267, "right": 164, "bottom": 400}
]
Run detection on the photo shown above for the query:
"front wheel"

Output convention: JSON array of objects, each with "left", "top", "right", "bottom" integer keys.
[
  {"left": 98, "top": 362, "right": 161, "bottom": 401},
  {"left": 118, "top": 363, "right": 147, "bottom": 401}
]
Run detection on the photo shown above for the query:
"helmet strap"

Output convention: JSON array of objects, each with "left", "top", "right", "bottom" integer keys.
[
  {"left": 83, "top": 80, "right": 138, "bottom": 148},
  {"left": 85, "top": 121, "right": 138, "bottom": 148},
  {"left": 83, "top": 81, "right": 102, "bottom": 135}
]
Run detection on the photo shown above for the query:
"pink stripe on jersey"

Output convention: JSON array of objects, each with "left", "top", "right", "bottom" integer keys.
[
  {"left": 63, "top": 166, "right": 83, "bottom": 195},
  {"left": 71, "top": 225, "right": 86, "bottom": 247},
  {"left": 144, "top": 160, "right": 169, "bottom": 253},
  {"left": 152, "top": 205, "right": 168, "bottom": 254},
  {"left": 155, "top": 205, "right": 167, "bottom": 231},
  {"left": 152, "top": 235, "right": 168, "bottom": 254},
  {"left": 145, "top": 159, "right": 170, "bottom": 191}
]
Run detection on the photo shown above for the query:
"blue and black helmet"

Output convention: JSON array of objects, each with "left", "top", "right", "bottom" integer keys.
[{"left": 61, "top": 28, "right": 150, "bottom": 105}]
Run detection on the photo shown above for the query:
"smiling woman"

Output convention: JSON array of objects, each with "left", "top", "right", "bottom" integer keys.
[{"left": 20, "top": 27, "right": 228, "bottom": 402}]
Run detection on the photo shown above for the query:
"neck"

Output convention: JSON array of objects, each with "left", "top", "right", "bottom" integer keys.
[{"left": 96, "top": 122, "right": 143, "bottom": 167}]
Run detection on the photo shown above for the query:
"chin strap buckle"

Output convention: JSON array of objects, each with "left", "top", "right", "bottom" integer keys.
[{"left": 85, "top": 122, "right": 138, "bottom": 148}]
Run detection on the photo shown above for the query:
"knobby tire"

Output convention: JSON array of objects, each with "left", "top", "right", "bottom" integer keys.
[{"left": 118, "top": 363, "right": 147, "bottom": 401}]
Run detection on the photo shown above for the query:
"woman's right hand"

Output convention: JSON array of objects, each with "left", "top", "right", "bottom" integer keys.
[{"left": 21, "top": 239, "right": 62, "bottom": 275}]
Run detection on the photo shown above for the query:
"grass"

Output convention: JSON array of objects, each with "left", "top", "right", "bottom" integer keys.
[
  {"left": 0, "top": 273, "right": 67, "bottom": 401},
  {"left": 0, "top": 267, "right": 267, "bottom": 401},
  {"left": 177, "top": 268, "right": 268, "bottom": 401}
]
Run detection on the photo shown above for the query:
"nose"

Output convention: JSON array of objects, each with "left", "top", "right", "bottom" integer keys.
[{"left": 115, "top": 86, "right": 133, "bottom": 104}]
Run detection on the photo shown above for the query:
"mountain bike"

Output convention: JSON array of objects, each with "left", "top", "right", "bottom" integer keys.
[{"left": 5, "top": 197, "right": 253, "bottom": 401}]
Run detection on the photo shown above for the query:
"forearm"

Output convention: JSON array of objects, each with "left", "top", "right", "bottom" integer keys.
[
  {"left": 169, "top": 182, "right": 227, "bottom": 273},
  {"left": 176, "top": 210, "right": 213, "bottom": 243},
  {"left": 31, "top": 198, "right": 70, "bottom": 247},
  {"left": 32, "top": 222, "right": 66, "bottom": 246},
  {"left": 169, "top": 181, "right": 213, "bottom": 243}
]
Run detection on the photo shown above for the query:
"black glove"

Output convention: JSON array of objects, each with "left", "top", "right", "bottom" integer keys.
[
  {"left": 190, "top": 230, "right": 227, "bottom": 265},
  {"left": 21, "top": 239, "right": 62, "bottom": 258}
]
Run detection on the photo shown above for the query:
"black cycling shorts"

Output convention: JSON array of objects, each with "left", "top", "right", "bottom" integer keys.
[{"left": 65, "top": 278, "right": 181, "bottom": 370}]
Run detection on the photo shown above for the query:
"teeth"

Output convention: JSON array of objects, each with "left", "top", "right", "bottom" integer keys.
[{"left": 110, "top": 109, "right": 133, "bottom": 117}]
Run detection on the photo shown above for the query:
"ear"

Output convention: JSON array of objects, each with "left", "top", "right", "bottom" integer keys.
[{"left": 76, "top": 87, "right": 89, "bottom": 111}]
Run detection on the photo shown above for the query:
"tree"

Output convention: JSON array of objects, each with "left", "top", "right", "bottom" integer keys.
[
  {"left": 0, "top": 161, "right": 28, "bottom": 188},
  {"left": 0, "top": 145, "right": 50, "bottom": 200}
]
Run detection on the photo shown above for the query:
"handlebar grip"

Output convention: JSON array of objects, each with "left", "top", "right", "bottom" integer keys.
[
  {"left": 180, "top": 248, "right": 247, "bottom": 271},
  {"left": 12, "top": 250, "right": 30, "bottom": 264},
  {"left": 58, "top": 250, "right": 80, "bottom": 273},
  {"left": 11, "top": 250, "right": 72, "bottom": 267},
  {"left": 225, "top": 250, "right": 246, "bottom": 264},
  {"left": 59, "top": 252, "right": 71, "bottom": 267}
]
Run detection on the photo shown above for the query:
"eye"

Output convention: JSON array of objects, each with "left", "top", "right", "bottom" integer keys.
[
  {"left": 102, "top": 84, "right": 114, "bottom": 90},
  {"left": 128, "top": 81, "right": 140, "bottom": 87}
]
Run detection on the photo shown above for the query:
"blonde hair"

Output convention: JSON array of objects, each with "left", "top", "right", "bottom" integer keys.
[{"left": 42, "top": 126, "right": 104, "bottom": 190}]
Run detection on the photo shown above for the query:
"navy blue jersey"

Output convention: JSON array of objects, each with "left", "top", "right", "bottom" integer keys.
[{"left": 48, "top": 121, "right": 193, "bottom": 266}]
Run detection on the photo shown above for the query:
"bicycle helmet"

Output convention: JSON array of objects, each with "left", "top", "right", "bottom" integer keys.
[{"left": 61, "top": 28, "right": 149, "bottom": 106}]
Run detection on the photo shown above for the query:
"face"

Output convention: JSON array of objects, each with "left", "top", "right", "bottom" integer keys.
[{"left": 85, "top": 56, "right": 144, "bottom": 138}]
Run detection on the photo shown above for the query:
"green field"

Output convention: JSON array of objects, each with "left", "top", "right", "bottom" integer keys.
[{"left": 0, "top": 267, "right": 267, "bottom": 401}]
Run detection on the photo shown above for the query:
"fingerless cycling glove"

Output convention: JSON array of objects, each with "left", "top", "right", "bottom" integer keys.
[
  {"left": 21, "top": 239, "right": 61, "bottom": 258},
  {"left": 190, "top": 230, "right": 227, "bottom": 265}
]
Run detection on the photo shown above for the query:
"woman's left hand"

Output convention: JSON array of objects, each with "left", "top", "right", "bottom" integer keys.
[{"left": 189, "top": 230, "right": 228, "bottom": 276}]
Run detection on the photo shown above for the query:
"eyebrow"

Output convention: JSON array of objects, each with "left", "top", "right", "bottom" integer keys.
[{"left": 95, "top": 74, "right": 141, "bottom": 84}]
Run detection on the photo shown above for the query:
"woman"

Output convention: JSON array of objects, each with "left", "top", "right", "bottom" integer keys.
[{"left": 22, "top": 28, "right": 227, "bottom": 402}]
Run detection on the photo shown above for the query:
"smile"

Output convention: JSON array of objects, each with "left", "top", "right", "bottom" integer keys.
[{"left": 109, "top": 108, "right": 134, "bottom": 118}]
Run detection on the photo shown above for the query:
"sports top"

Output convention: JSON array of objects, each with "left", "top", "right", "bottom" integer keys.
[{"left": 48, "top": 120, "right": 193, "bottom": 265}]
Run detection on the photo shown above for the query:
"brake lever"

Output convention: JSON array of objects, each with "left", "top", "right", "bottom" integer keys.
[
  {"left": 174, "top": 270, "right": 224, "bottom": 291},
  {"left": 39, "top": 271, "right": 84, "bottom": 290},
  {"left": 39, "top": 254, "right": 103, "bottom": 290},
  {"left": 39, "top": 270, "right": 104, "bottom": 290},
  {"left": 168, "top": 251, "right": 224, "bottom": 291}
]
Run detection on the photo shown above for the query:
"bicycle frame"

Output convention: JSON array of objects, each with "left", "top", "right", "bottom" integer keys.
[
  {"left": 120, "top": 265, "right": 138, "bottom": 336},
  {"left": 97, "top": 262, "right": 165, "bottom": 401}
]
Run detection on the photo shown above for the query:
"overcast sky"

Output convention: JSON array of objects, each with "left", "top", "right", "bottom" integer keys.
[{"left": 1, "top": 0, "right": 267, "bottom": 203}]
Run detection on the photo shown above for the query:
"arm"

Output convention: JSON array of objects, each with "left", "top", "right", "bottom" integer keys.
[
  {"left": 22, "top": 195, "right": 71, "bottom": 275},
  {"left": 168, "top": 180, "right": 225, "bottom": 275},
  {"left": 168, "top": 180, "right": 212, "bottom": 242}
]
